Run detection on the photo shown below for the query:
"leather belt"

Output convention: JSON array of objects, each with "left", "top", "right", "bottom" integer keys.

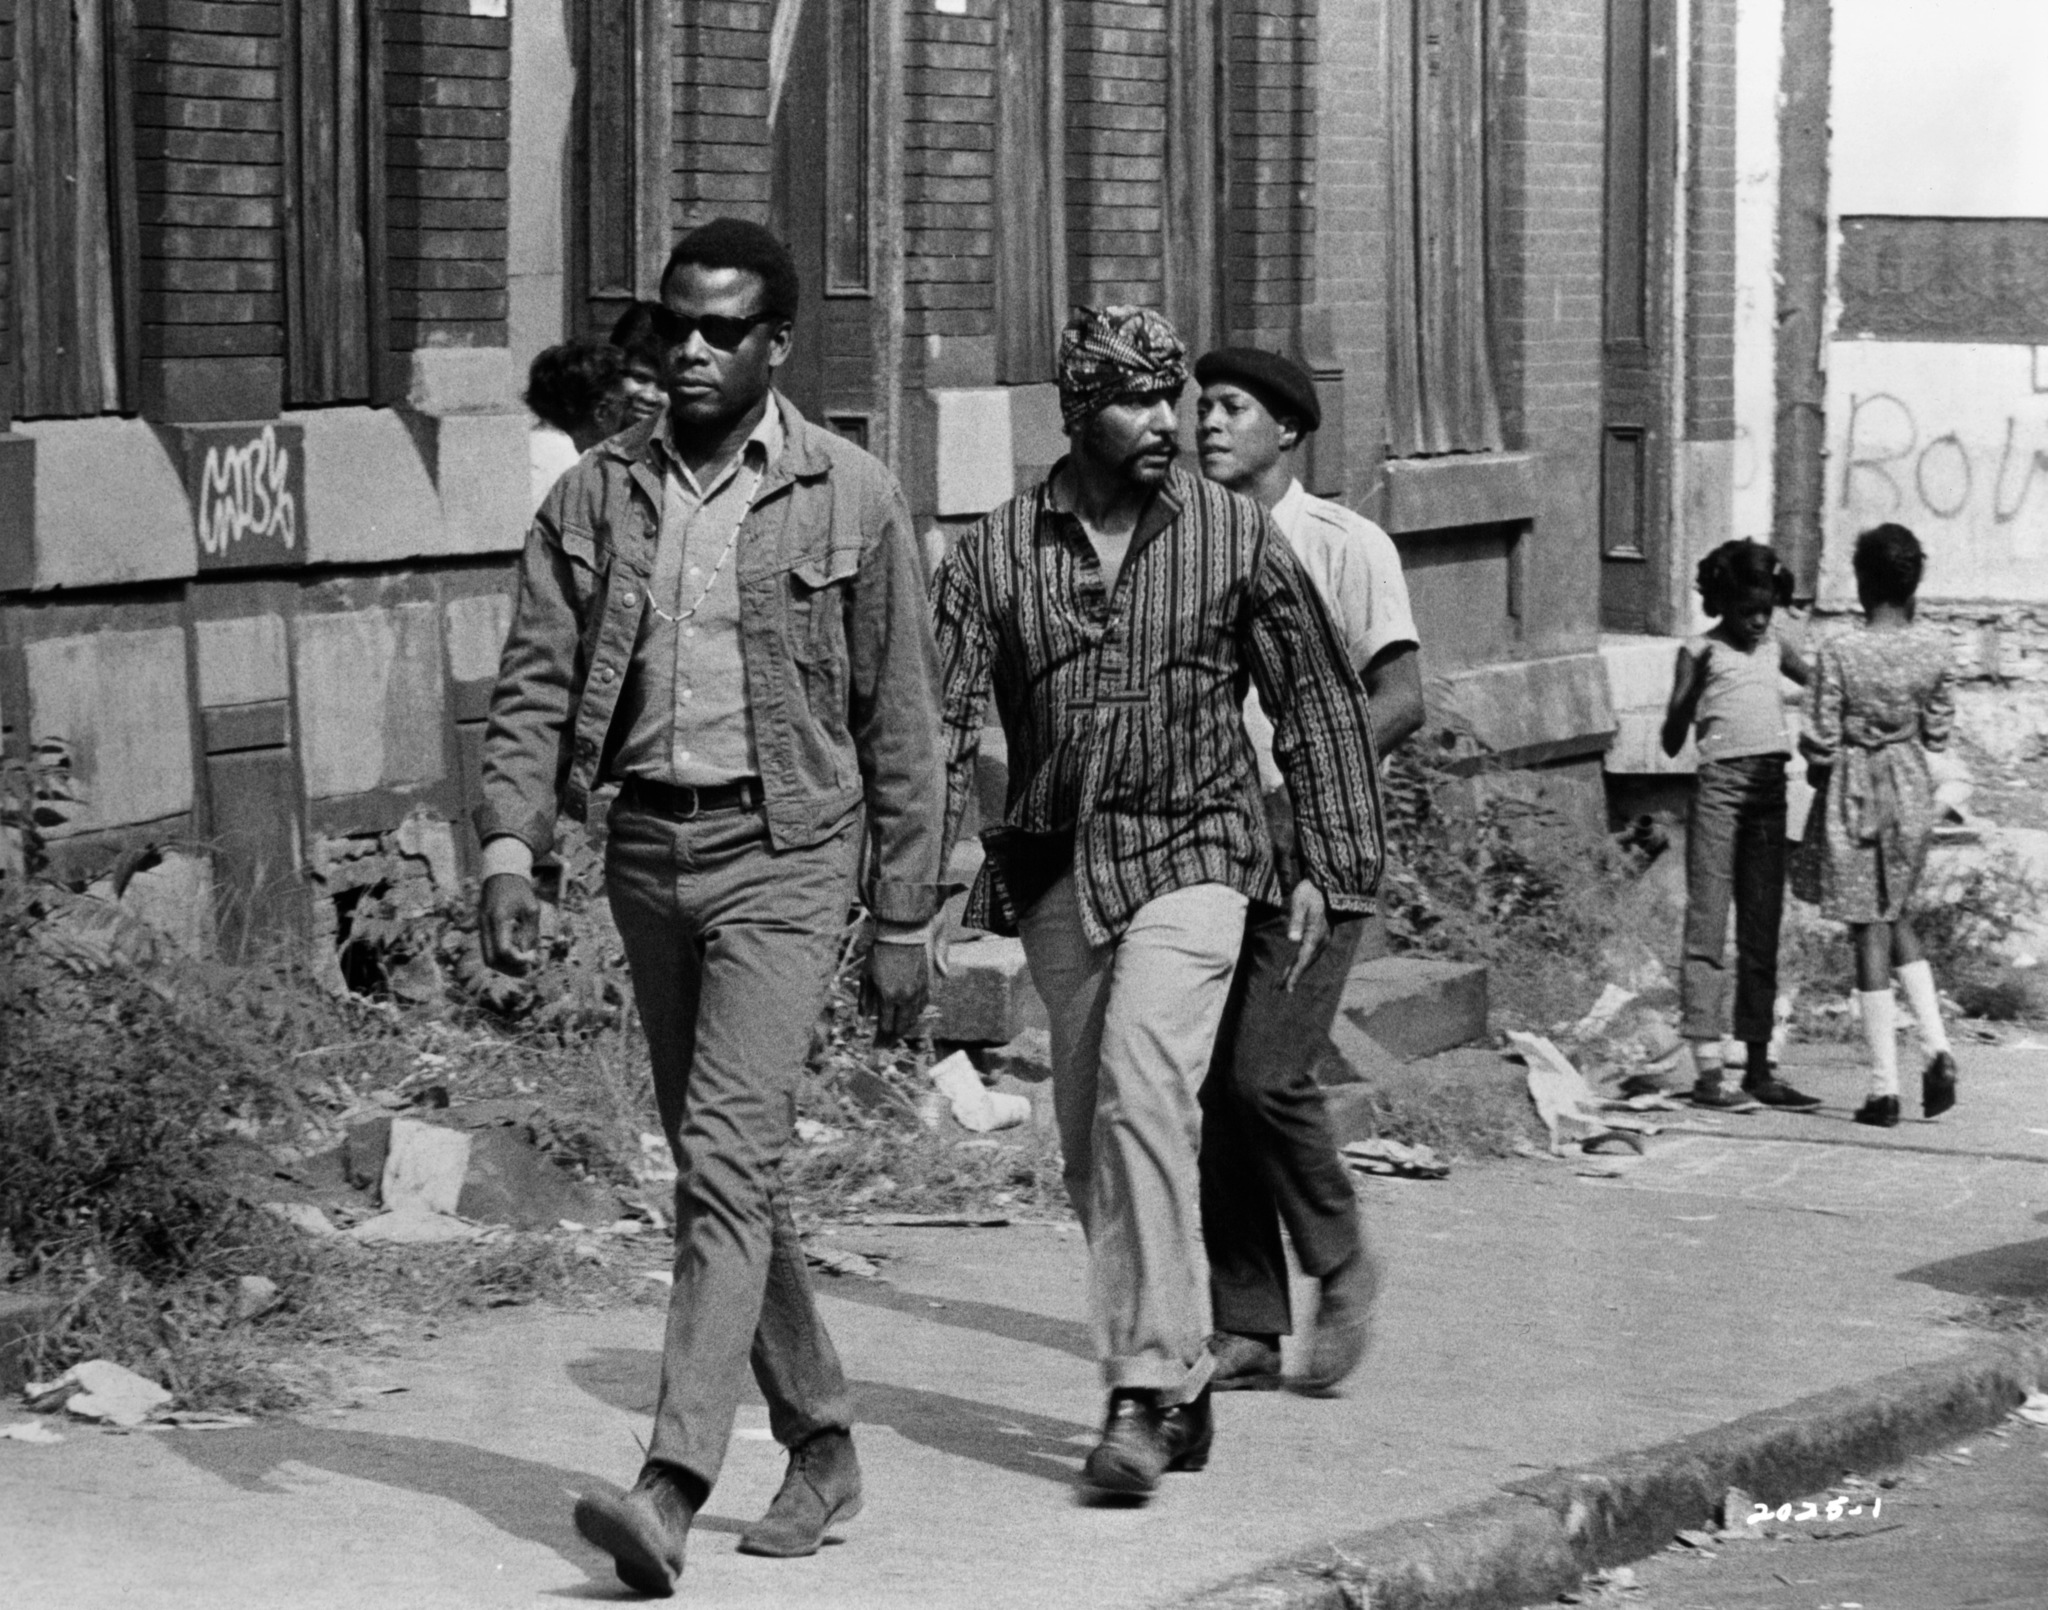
[{"left": 617, "top": 775, "right": 764, "bottom": 819}]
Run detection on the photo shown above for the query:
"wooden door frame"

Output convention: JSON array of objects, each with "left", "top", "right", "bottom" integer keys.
[{"left": 1598, "top": 0, "right": 1682, "bottom": 635}]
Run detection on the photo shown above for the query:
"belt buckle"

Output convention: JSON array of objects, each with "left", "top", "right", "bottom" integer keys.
[{"left": 679, "top": 785, "right": 703, "bottom": 821}]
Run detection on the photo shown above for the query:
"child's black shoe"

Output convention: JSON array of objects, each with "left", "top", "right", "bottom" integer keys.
[
  {"left": 1742, "top": 1074, "right": 1821, "bottom": 1109},
  {"left": 1688, "top": 1078, "right": 1754, "bottom": 1110},
  {"left": 1853, "top": 1093, "right": 1901, "bottom": 1127},
  {"left": 1922, "top": 1051, "right": 1958, "bottom": 1118}
]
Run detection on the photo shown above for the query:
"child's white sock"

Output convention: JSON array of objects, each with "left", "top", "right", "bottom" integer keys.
[
  {"left": 1688, "top": 1038, "right": 1724, "bottom": 1082},
  {"left": 1858, "top": 989, "right": 1899, "bottom": 1096},
  {"left": 1893, "top": 960, "right": 1952, "bottom": 1056}
]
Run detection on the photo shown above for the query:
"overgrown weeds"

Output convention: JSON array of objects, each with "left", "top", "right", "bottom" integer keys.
[{"left": 1, "top": 752, "right": 1050, "bottom": 1414}]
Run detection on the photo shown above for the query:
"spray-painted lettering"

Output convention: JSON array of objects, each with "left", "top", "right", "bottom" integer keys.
[
  {"left": 197, "top": 426, "right": 297, "bottom": 557},
  {"left": 1841, "top": 391, "right": 2048, "bottom": 528}
]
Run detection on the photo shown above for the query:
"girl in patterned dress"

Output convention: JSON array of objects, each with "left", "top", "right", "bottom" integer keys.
[{"left": 1798, "top": 523, "right": 1958, "bottom": 1127}]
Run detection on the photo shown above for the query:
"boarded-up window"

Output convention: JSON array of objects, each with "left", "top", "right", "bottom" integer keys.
[
  {"left": 13, "top": 0, "right": 138, "bottom": 418},
  {"left": 993, "top": 0, "right": 1064, "bottom": 382},
  {"left": 1387, "top": 0, "right": 1503, "bottom": 457}
]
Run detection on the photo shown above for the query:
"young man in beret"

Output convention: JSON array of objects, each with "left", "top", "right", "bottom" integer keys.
[{"left": 1193, "top": 346, "right": 1425, "bottom": 1394}]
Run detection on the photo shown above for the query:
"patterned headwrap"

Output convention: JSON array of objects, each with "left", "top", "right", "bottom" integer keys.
[{"left": 1055, "top": 305, "right": 1189, "bottom": 431}]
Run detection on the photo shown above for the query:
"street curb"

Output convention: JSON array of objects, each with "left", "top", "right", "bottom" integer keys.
[{"left": 1177, "top": 1337, "right": 2048, "bottom": 1610}]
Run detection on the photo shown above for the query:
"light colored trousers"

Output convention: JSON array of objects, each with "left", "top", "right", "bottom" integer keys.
[{"left": 1018, "top": 874, "right": 1249, "bottom": 1402}]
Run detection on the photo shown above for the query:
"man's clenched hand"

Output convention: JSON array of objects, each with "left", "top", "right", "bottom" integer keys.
[
  {"left": 478, "top": 873, "right": 541, "bottom": 976},
  {"left": 864, "top": 931, "right": 935, "bottom": 1045}
]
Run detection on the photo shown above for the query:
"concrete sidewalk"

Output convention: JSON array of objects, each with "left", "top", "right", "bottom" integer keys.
[{"left": 4, "top": 1044, "right": 2047, "bottom": 1609}]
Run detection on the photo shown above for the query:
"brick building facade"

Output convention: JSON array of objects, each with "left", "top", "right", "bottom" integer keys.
[{"left": 1, "top": 0, "right": 1743, "bottom": 942}]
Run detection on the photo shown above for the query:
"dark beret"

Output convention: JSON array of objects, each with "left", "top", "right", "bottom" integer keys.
[{"left": 1193, "top": 347, "right": 1321, "bottom": 434}]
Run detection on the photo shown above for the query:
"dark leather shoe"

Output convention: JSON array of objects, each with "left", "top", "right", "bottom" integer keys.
[
  {"left": 1295, "top": 1248, "right": 1379, "bottom": 1396},
  {"left": 1081, "top": 1387, "right": 1212, "bottom": 1496},
  {"left": 1207, "top": 1331, "right": 1283, "bottom": 1392},
  {"left": 1854, "top": 1093, "right": 1901, "bottom": 1127},
  {"left": 1742, "top": 1075, "right": 1822, "bottom": 1109},
  {"left": 1923, "top": 1051, "right": 1958, "bottom": 1118},
  {"left": 573, "top": 1465, "right": 696, "bottom": 1597},
  {"left": 737, "top": 1429, "right": 863, "bottom": 1558},
  {"left": 1689, "top": 1078, "right": 1756, "bottom": 1110}
]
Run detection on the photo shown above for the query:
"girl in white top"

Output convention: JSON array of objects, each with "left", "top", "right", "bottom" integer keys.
[{"left": 1660, "top": 540, "right": 1812, "bottom": 1108}]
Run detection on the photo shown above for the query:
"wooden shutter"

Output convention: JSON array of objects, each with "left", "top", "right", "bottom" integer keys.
[
  {"left": 1388, "top": 0, "right": 1503, "bottom": 458},
  {"left": 992, "top": 0, "right": 1064, "bottom": 383},
  {"left": 14, "top": 0, "right": 136, "bottom": 417},
  {"left": 282, "top": 0, "right": 378, "bottom": 405}
]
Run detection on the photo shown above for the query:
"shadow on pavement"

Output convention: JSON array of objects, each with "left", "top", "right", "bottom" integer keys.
[
  {"left": 569, "top": 1346, "right": 1093, "bottom": 1487},
  {"left": 1899, "top": 1235, "right": 2048, "bottom": 1298},
  {"left": 159, "top": 1419, "right": 745, "bottom": 1589},
  {"left": 816, "top": 1278, "right": 1095, "bottom": 1360}
]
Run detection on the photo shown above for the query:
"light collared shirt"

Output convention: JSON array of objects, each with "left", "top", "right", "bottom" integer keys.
[
  {"left": 1242, "top": 479, "right": 1419, "bottom": 790},
  {"left": 610, "top": 403, "right": 785, "bottom": 786}
]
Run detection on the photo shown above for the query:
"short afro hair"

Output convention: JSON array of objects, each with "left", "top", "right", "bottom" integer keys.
[
  {"left": 1852, "top": 522, "right": 1926, "bottom": 608},
  {"left": 524, "top": 339, "right": 625, "bottom": 435},
  {"left": 660, "top": 218, "right": 800, "bottom": 321},
  {"left": 1695, "top": 539, "right": 1794, "bottom": 618},
  {"left": 608, "top": 300, "right": 668, "bottom": 369}
]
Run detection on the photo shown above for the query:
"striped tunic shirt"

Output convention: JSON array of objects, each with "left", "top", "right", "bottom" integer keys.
[{"left": 933, "top": 465, "right": 1384, "bottom": 945}]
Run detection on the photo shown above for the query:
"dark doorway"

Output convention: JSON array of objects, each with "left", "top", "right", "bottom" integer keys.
[
  {"left": 770, "top": 0, "right": 876, "bottom": 444},
  {"left": 1599, "top": 0, "right": 1678, "bottom": 633}
]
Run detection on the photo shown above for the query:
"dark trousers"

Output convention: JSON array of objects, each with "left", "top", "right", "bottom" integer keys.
[
  {"left": 605, "top": 799, "right": 858, "bottom": 1490},
  {"left": 1680, "top": 754, "right": 1789, "bottom": 1046},
  {"left": 1198, "top": 908, "right": 1365, "bottom": 1337}
]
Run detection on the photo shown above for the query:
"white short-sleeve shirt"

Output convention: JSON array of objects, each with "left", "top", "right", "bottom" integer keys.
[{"left": 1243, "top": 478, "right": 1419, "bottom": 789}]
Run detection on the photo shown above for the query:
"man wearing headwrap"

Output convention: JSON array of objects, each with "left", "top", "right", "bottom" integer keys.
[{"left": 932, "top": 306, "right": 1386, "bottom": 1499}]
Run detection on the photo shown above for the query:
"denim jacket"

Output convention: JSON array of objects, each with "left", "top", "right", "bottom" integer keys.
[{"left": 476, "top": 396, "right": 947, "bottom": 925}]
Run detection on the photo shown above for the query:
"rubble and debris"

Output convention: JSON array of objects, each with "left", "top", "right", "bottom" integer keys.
[
  {"left": 0, "top": 1421, "right": 64, "bottom": 1444},
  {"left": 380, "top": 1117, "right": 472, "bottom": 1217},
  {"left": 263, "top": 1202, "right": 339, "bottom": 1237},
  {"left": 2015, "top": 1389, "right": 2048, "bottom": 1426},
  {"left": 794, "top": 1118, "right": 844, "bottom": 1146},
  {"left": 805, "top": 1246, "right": 881, "bottom": 1279},
  {"left": 345, "top": 1209, "right": 486, "bottom": 1245},
  {"left": 232, "top": 1275, "right": 281, "bottom": 1322},
  {"left": 1340, "top": 1137, "right": 1449, "bottom": 1179},
  {"left": 26, "top": 1360, "right": 172, "bottom": 1427}
]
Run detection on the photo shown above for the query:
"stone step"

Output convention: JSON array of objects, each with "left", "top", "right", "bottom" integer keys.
[
  {"left": 1336, "top": 956, "right": 1490, "bottom": 1062},
  {"left": 931, "top": 935, "right": 1047, "bottom": 1044}
]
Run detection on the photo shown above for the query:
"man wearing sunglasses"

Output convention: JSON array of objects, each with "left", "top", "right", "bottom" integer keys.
[{"left": 475, "top": 218, "right": 946, "bottom": 1595}]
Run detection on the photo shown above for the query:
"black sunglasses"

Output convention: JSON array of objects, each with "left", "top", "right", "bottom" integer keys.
[{"left": 648, "top": 305, "right": 781, "bottom": 354}]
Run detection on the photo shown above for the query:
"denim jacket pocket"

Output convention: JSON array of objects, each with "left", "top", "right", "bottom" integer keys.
[
  {"left": 559, "top": 525, "right": 606, "bottom": 612},
  {"left": 788, "top": 552, "right": 860, "bottom": 669}
]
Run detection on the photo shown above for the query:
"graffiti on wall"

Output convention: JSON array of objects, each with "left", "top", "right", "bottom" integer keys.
[
  {"left": 1826, "top": 341, "right": 2048, "bottom": 601},
  {"left": 1840, "top": 391, "right": 2048, "bottom": 532},
  {"left": 198, "top": 427, "right": 298, "bottom": 561}
]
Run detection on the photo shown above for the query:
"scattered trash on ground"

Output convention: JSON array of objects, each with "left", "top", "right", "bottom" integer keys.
[
  {"left": 804, "top": 1246, "right": 881, "bottom": 1279},
  {"left": 1341, "top": 1137, "right": 1449, "bottom": 1179},
  {"left": 2014, "top": 1389, "right": 2048, "bottom": 1425},
  {"left": 146, "top": 1410, "right": 254, "bottom": 1430},
  {"left": 794, "top": 1117, "right": 844, "bottom": 1146},
  {"left": 0, "top": 1420, "right": 64, "bottom": 1444},
  {"left": 1509, "top": 1032, "right": 1664, "bottom": 1158},
  {"left": 381, "top": 1116, "right": 472, "bottom": 1216},
  {"left": 25, "top": 1360, "right": 172, "bottom": 1427},
  {"left": 928, "top": 1050, "right": 1030, "bottom": 1133},
  {"left": 1569, "top": 984, "right": 1638, "bottom": 1041}
]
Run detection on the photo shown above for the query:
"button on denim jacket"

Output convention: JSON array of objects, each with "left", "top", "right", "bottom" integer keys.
[{"left": 477, "top": 396, "right": 947, "bottom": 926}]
